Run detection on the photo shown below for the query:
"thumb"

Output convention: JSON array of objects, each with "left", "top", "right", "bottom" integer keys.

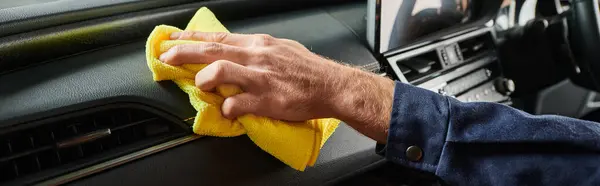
[{"left": 221, "top": 93, "right": 258, "bottom": 119}]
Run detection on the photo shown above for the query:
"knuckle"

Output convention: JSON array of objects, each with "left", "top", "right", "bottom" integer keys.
[
  {"left": 180, "top": 31, "right": 195, "bottom": 39},
  {"left": 254, "top": 34, "right": 275, "bottom": 46},
  {"left": 284, "top": 39, "right": 307, "bottom": 50},
  {"left": 274, "top": 94, "right": 291, "bottom": 109},
  {"left": 221, "top": 99, "right": 236, "bottom": 116},
  {"left": 211, "top": 60, "right": 229, "bottom": 79},
  {"left": 194, "top": 68, "right": 208, "bottom": 86},
  {"left": 252, "top": 48, "right": 273, "bottom": 63},
  {"left": 269, "top": 44, "right": 288, "bottom": 53},
  {"left": 164, "top": 45, "right": 185, "bottom": 64},
  {"left": 212, "top": 32, "right": 228, "bottom": 42},
  {"left": 252, "top": 71, "right": 270, "bottom": 86},
  {"left": 197, "top": 60, "right": 228, "bottom": 87},
  {"left": 190, "top": 32, "right": 204, "bottom": 40},
  {"left": 202, "top": 42, "right": 223, "bottom": 56},
  {"left": 170, "top": 45, "right": 183, "bottom": 53},
  {"left": 282, "top": 38, "right": 300, "bottom": 45}
]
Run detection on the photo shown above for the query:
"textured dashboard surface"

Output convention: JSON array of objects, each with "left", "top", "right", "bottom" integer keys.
[
  {"left": 0, "top": 0, "right": 354, "bottom": 38},
  {"left": 227, "top": 6, "right": 375, "bottom": 66},
  {"left": 0, "top": 2, "right": 384, "bottom": 185},
  {"left": 0, "top": 0, "right": 359, "bottom": 75},
  {"left": 0, "top": 41, "right": 197, "bottom": 127},
  {"left": 0, "top": 3, "right": 374, "bottom": 126}
]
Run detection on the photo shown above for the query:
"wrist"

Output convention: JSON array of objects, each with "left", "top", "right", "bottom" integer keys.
[{"left": 328, "top": 66, "right": 394, "bottom": 143}]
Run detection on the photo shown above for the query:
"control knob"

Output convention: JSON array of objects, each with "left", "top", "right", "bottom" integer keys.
[{"left": 494, "top": 78, "right": 515, "bottom": 95}]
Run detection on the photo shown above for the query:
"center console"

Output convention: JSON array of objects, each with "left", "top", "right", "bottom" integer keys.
[
  {"left": 386, "top": 27, "right": 514, "bottom": 103},
  {"left": 368, "top": 0, "right": 513, "bottom": 104}
]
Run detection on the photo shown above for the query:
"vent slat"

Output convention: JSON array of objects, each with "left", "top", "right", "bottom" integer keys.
[
  {"left": 111, "top": 117, "right": 158, "bottom": 131},
  {"left": 0, "top": 146, "right": 52, "bottom": 163},
  {"left": 116, "top": 135, "right": 122, "bottom": 145},
  {"left": 0, "top": 107, "right": 185, "bottom": 184},
  {"left": 55, "top": 151, "right": 62, "bottom": 165},
  {"left": 99, "top": 141, "right": 104, "bottom": 151},
  {"left": 29, "top": 136, "right": 35, "bottom": 148},
  {"left": 12, "top": 161, "right": 19, "bottom": 176},
  {"left": 127, "top": 111, "right": 133, "bottom": 123},
  {"left": 77, "top": 146, "right": 84, "bottom": 157},
  {"left": 71, "top": 125, "right": 78, "bottom": 135},
  {"left": 7, "top": 141, "right": 12, "bottom": 154},
  {"left": 34, "top": 156, "right": 41, "bottom": 171}
]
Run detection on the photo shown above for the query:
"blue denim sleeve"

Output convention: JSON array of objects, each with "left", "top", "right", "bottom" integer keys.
[{"left": 379, "top": 81, "right": 600, "bottom": 185}]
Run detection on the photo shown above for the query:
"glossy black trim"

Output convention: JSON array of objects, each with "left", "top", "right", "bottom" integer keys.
[{"left": 380, "top": 0, "right": 502, "bottom": 56}]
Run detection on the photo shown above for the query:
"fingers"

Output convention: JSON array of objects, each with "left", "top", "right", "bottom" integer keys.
[
  {"left": 221, "top": 93, "right": 258, "bottom": 119},
  {"left": 195, "top": 60, "right": 255, "bottom": 91},
  {"left": 170, "top": 31, "right": 251, "bottom": 46},
  {"left": 170, "top": 32, "right": 291, "bottom": 48},
  {"left": 159, "top": 43, "right": 250, "bottom": 66}
]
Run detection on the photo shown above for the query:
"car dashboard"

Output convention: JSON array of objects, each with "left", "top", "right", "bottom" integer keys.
[
  {"left": 0, "top": 0, "right": 569, "bottom": 185},
  {"left": 0, "top": 1, "right": 391, "bottom": 185}
]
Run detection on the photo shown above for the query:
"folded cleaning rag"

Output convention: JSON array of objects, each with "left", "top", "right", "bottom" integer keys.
[{"left": 145, "top": 7, "right": 340, "bottom": 171}]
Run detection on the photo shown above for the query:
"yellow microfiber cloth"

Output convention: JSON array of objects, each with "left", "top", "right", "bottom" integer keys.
[{"left": 145, "top": 7, "right": 340, "bottom": 171}]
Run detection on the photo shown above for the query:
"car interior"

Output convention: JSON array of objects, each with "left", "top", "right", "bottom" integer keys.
[{"left": 1, "top": 0, "right": 600, "bottom": 185}]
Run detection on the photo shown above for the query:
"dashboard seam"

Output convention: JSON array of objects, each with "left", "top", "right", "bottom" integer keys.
[{"left": 36, "top": 135, "right": 202, "bottom": 185}]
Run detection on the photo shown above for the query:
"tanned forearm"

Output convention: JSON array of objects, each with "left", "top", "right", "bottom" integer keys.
[{"left": 330, "top": 66, "right": 394, "bottom": 144}]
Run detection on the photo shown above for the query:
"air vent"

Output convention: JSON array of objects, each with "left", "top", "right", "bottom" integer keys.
[
  {"left": 457, "top": 32, "right": 493, "bottom": 60},
  {"left": 397, "top": 50, "right": 443, "bottom": 83},
  {"left": 0, "top": 105, "right": 189, "bottom": 184}
]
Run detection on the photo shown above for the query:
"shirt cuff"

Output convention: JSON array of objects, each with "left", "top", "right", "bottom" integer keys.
[{"left": 377, "top": 81, "right": 450, "bottom": 173}]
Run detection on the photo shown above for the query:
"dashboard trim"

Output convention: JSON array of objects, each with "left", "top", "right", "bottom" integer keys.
[
  {"left": 416, "top": 54, "right": 496, "bottom": 91},
  {"left": 37, "top": 134, "right": 201, "bottom": 186},
  {"left": 385, "top": 27, "right": 493, "bottom": 84}
]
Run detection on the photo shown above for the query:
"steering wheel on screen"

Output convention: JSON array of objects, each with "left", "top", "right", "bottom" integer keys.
[{"left": 568, "top": 0, "right": 600, "bottom": 91}]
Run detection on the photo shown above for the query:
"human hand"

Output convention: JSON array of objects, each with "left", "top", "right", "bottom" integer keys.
[{"left": 159, "top": 32, "right": 394, "bottom": 143}]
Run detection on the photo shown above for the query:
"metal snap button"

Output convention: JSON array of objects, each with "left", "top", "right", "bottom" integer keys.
[{"left": 406, "top": 145, "right": 423, "bottom": 162}]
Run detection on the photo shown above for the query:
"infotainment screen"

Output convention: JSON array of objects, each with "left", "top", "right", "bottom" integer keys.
[{"left": 379, "top": 0, "right": 471, "bottom": 53}]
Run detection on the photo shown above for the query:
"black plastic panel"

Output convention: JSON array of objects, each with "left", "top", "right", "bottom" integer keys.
[
  {"left": 0, "top": 0, "right": 360, "bottom": 75},
  {"left": 0, "top": 0, "right": 357, "bottom": 38},
  {"left": 0, "top": 41, "right": 196, "bottom": 127},
  {"left": 0, "top": 0, "right": 196, "bottom": 38},
  {"left": 326, "top": 3, "right": 369, "bottom": 42},
  {"left": 535, "top": 80, "right": 589, "bottom": 117},
  {"left": 72, "top": 125, "right": 380, "bottom": 186},
  {"left": 0, "top": 2, "right": 383, "bottom": 185},
  {"left": 227, "top": 6, "right": 376, "bottom": 67}
]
